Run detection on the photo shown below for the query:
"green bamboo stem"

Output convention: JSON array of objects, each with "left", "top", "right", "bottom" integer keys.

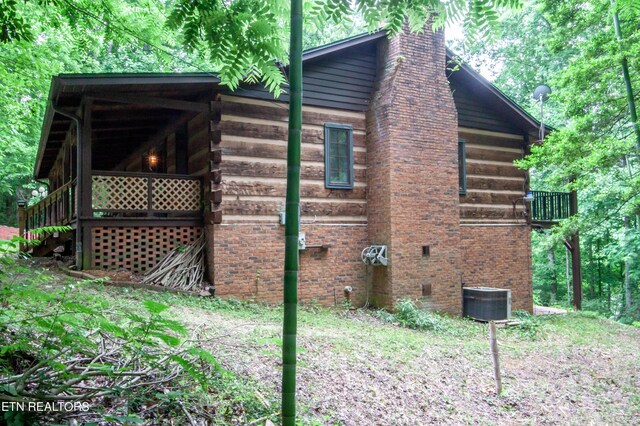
[
  {"left": 612, "top": 2, "right": 640, "bottom": 151},
  {"left": 282, "top": 0, "right": 302, "bottom": 424}
]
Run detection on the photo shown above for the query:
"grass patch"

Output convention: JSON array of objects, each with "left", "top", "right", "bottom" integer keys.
[{"left": 375, "top": 298, "right": 447, "bottom": 331}]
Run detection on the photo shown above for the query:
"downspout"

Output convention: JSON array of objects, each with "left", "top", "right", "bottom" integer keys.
[{"left": 51, "top": 105, "right": 83, "bottom": 269}]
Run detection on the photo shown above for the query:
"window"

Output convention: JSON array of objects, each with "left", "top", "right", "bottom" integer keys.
[
  {"left": 324, "top": 123, "right": 354, "bottom": 189},
  {"left": 458, "top": 139, "right": 466, "bottom": 194}
]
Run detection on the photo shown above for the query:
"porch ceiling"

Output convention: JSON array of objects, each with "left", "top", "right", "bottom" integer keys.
[{"left": 35, "top": 73, "right": 221, "bottom": 179}]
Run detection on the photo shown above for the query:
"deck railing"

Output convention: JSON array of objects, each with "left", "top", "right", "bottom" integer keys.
[
  {"left": 24, "top": 179, "right": 76, "bottom": 240},
  {"left": 22, "top": 171, "right": 202, "bottom": 240},
  {"left": 91, "top": 171, "right": 202, "bottom": 216},
  {"left": 531, "top": 190, "right": 571, "bottom": 222}
]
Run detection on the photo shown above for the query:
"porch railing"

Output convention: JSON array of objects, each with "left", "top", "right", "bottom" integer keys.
[
  {"left": 24, "top": 179, "right": 77, "bottom": 240},
  {"left": 91, "top": 171, "right": 202, "bottom": 216},
  {"left": 531, "top": 190, "right": 571, "bottom": 222}
]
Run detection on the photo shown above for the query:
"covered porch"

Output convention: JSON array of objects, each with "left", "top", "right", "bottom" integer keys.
[{"left": 23, "top": 74, "right": 224, "bottom": 273}]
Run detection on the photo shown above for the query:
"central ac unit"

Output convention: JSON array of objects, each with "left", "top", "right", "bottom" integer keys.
[{"left": 463, "top": 287, "right": 511, "bottom": 321}]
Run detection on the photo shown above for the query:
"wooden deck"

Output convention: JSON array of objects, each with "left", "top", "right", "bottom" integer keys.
[{"left": 530, "top": 190, "right": 571, "bottom": 225}]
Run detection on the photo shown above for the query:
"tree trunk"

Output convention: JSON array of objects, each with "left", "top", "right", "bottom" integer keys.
[
  {"left": 612, "top": 3, "right": 640, "bottom": 151},
  {"left": 548, "top": 247, "right": 558, "bottom": 302},
  {"left": 566, "top": 245, "right": 571, "bottom": 306},
  {"left": 569, "top": 189, "right": 582, "bottom": 310},
  {"left": 282, "top": 0, "right": 302, "bottom": 424},
  {"left": 589, "top": 241, "right": 595, "bottom": 298},
  {"left": 624, "top": 216, "right": 632, "bottom": 312},
  {"left": 607, "top": 266, "right": 611, "bottom": 313},
  {"left": 597, "top": 240, "right": 603, "bottom": 297}
]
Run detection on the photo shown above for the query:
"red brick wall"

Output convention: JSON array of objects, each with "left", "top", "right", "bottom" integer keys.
[
  {"left": 460, "top": 225, "right": 533, "bottom": 312},
  {"left": 365, "top": 40, "right": 394, "bottom": 306},
  {"left": 0, "top": 226, "right": 18, "bottom": 240},
  {"left": 213, "top": 223, "right": 368, "bottom": 305},
  {"left": 367, "top": 28, "right": 462, "bottom": 313}
]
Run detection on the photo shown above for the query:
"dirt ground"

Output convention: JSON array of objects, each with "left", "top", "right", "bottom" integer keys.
[
  {"left": 168, "top": 305, "right": 640, "bottom": 425},
  {"left": 28, "top": 263, "right": 640, "bottom": 425}
]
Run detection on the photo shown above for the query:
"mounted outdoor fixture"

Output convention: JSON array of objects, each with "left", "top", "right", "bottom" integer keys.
[
  {"left": 533, "top": 84, "right": 552, "bottom": 142},
  {"left": 143, "top": 151, "right": 161, "bottom": 172},
  {"left": 361, "top": 245, "right": 388, "bottom": 266},
  {"left": 512, "top": 191, "right": 535, "bottom": 218}
]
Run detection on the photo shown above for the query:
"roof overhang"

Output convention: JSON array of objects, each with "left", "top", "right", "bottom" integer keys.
[
  {"left": 302, "top": 31, "right": 387, "bottom": 62},
  {"left": 34, "top": 73, "right": 220, "bottom": 179},
  {"left": 445, "top": 49, "right": 552, "bottom": 136}
]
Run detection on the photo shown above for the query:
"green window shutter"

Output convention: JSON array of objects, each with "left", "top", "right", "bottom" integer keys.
[
  {"left": 324, "top": 123, "right": 354, "bottom": 189},
  {"left": 459, "top": 139, "right": 467, "bottom": 195}
]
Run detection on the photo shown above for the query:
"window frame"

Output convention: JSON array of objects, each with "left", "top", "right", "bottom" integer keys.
[
  {"left": 324, "top": 123, "right": 354, "bottom": 189},
  {"left": 458, "top": 138, "right": 467, "bottom": 195}
]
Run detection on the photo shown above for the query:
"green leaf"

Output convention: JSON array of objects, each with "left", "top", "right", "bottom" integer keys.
[
  {"left": 143, "top": 300, "right": 170, "bottom": 315},
  {"left": 149, "top": 331, "right": 181, "bottom": 347},
  {"left": 103, "top": 415, "right": 145, "bottom": 425}
]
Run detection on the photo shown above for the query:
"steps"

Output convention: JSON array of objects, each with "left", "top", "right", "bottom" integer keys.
[{"left": 31, "top": 232, "right": 73, "bottom": 257}]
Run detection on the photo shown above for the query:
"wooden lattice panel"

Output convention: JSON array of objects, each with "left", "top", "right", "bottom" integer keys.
[
  {"left": 152, "top": 178, "right": 201, "bottom": 211},
  {"left": 91, "top": 226, "right": 202, "bottom": 273},
  {"left": 92, "top": 175, "right": 148, "bottom": 211}
]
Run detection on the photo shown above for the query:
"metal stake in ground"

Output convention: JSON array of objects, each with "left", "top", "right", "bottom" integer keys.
[{"left": 489, "top": 321, "right": 502, "bottom": 395}]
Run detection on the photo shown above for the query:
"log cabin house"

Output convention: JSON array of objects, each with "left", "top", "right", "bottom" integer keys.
[{"left": 22, "top": 28, "right": 571, "bottom": 314}]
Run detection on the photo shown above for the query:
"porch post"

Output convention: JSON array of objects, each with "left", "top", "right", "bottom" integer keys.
[{"left": 77, "top": 99, "right": 93, "bottom": 269}]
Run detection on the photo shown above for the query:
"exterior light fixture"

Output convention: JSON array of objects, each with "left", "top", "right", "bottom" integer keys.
[
  {"left": 30, "top": 186, "right": 47, "bottom": 200},
  {"left": 144, "top": 151, "right": 161, "bottom": 172},
  {"left": 148, "top": 154, "right": 158, "bottom": 168}
]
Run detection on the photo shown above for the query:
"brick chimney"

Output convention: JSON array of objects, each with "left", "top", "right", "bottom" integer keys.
[{"left": 366, "top": 27, "right": 462, "bottom": 313}]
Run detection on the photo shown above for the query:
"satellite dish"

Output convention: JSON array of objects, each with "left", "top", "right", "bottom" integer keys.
[{"left": 533, "top": 85, "right": 552, "bottom": 102}]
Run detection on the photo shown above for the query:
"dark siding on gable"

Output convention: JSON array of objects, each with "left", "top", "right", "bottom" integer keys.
[
  {"left": 449, "top": 76, "right": 522, "bottom": 134},
  {"left": 234, "top": 44, "right": 377, "bottom": 111}
]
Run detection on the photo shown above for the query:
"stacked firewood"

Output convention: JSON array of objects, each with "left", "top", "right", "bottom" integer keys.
[{"left": 142, "top": 234, "right": 205, "bottom": 291}]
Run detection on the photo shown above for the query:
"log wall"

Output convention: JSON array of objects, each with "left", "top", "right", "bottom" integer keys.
[
  {"left": 218, "top": 95, "right": 368, "bottom": 224},
  {"left": 459, "top": 128, "right": 528, "bottom": 225}
]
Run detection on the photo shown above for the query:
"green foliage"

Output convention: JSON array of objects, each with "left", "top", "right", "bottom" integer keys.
[
  {"left": 376, "top": 299, "right": 445, "bottom": 331},
  {"left": 168, "top": 0, "right": 523, "bottom": 94},
  {"left": 167, "top": 0, "right": 288, "bottom": 95},
  {"left": 510, "top": 310, "right": 544, "bottom": 340},
  {"left": 0, "top": 246, "right": 272, "bottom": 423}
]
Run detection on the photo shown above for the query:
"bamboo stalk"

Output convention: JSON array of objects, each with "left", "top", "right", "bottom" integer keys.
[{"left": 282, "top": 0, "right": 303, "bottom": 423}]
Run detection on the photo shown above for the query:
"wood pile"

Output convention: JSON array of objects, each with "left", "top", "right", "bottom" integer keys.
[{"left": 142, "top": 234, "right": 205, "bottom": 291}]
